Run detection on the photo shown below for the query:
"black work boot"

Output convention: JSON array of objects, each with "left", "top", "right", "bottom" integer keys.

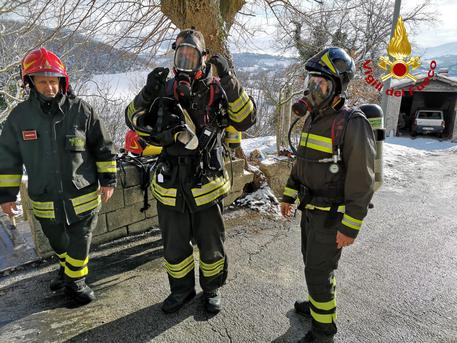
[
  {"left": 298, "top": 331, "right": 334, "bottom": 343},
  {"left": 50, "top": 267, "right": 64, "bottom": 291},
  {"left": 294, "top": 300, "right": 311, "bottom": 317},
  {"left": 203, "top": 289, "right": 221, "bottom": 314},
  {"left": 161, "top": 289, "right": 196, "bottom": 314},
  {"left": 64, "top": 278, "right": 95, "bottom": 305}
]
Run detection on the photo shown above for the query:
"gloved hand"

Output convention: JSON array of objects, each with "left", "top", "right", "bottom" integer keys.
[
  {"left": 208, "top": 54, "right": 230, "bottom": 78},
  {"left": 144, "top": 67, "right": 169, "bottom": 99}
]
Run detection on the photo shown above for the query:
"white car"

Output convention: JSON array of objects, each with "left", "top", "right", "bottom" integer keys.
[{"left": 411, "top": 110, "right": 445, "bottom": 137}]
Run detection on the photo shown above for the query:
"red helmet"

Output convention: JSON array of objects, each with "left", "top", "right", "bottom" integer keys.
[
  {"left": 21, "top": 48, "right": 69, "bottom": 93},
  {"left": 124, "top": 130, "right": 145, "bottom": 155}
]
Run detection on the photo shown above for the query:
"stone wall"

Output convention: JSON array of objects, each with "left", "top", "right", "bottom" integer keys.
[
  {"left": 258, "top": 158, "right": 293, "bottom": 199},
  {"left": 21, "top": 158, "right": 252, "bottom": 257}
]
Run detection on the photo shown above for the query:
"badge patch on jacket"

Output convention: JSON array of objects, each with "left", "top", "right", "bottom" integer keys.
[
  {"left": 66, "top": 135, "right": 86, "bottom": 151},
  {"left": 22, "top": 130, "right": 38, "bottom": 141}
]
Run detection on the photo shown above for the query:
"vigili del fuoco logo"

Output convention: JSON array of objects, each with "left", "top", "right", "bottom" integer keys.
[{"left": 362, "top": 16, "right": 437, "bottom": 97}]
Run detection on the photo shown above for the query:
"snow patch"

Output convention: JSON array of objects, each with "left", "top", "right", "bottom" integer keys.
[{"left": 234, "top": 185, "right": 281, "bottom": 217}]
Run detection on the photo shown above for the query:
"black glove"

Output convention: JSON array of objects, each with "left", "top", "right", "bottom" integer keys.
[
  {"left": 144, "top": 67, "right": 169, "bottom": 98},
  {"left": 208, "top": 54, "right": 230, "bottom": 78}
]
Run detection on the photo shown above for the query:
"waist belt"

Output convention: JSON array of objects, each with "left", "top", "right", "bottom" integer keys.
[{"left": 305, "top": 204, "right": 345, "bottom": 213}]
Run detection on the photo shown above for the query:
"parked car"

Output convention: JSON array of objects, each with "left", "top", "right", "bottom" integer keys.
[{"left": 411, "top": 110, "right": 445, "bottom": 137}]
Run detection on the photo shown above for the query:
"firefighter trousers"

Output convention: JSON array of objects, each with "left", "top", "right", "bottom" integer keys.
[
  {"left": 157, "top": 201, "right": 228, "bottom": 296},
  {"left": 38, "top": 214, "right": 98, "bottom": 281},
  {"left": 301, "top": 208, "right": 342, "bottom": 336}
]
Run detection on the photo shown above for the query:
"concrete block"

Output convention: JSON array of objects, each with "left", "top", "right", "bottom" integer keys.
[
  {"left": 124, "top": 185, "right": 144, "bottom": 206},
  {"left": 100, "top": 186, "right": 124, "bottom": 214},
  {"left": 259, "top": 159, "right": 293, "bottom": 198},
  {"left": 93, "top": 213, "right": 107, "bottom": 236},
  {"left": 91, "top": 227, "right": 128, "bottom": 246},
  {"left": 106, "top": 204, "right": 146, "bottom": 231},
  {"left": 128, "top": 217, "right": 159, "bottom": 235},
  {"left": 225, "top": 158, "right": 244, "bottom": 179},
  {"left": 145, "top": 199, "right": 158, "bottom": 218},
  {"left": 117, "top": 164, "right": 142, "bottom": 187}
]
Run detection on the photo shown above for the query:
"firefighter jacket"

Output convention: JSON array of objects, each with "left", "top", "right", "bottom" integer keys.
[
  {"left": 125, "top": 70, "right": 256, "bottom": 213},
  {"left": 0, "top": 90, "right": 117, "bottom": 224},
  {"left": 282, "top": 104, "right": 376, "bottom": 238}
]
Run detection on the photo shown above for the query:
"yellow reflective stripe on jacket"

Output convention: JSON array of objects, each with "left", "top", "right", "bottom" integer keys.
[
  {"left": 32, "top": 200, "right": 54, "bottom": 210},
  {"left": 194, "top": 179, "right": 230, "bottom": 207},
  {"left": 70, "top": 191, "right": 101, "bottom": 215},
  {"left": 228, "top": 90, "right": 249, "bottom": 113},
  {"left": 309, "top": 308, "right": 337, "bottom": 324},
  {"left": 152, "top": 178, "right": 177, "bottom": 197},
  {"left": 64, "top": 266, "right": 88, "bottom": 278},
  {"left": 342, "top": 213, "right": 363, "bottom": 230},
  {"left": 305, "top": 204, "right": 345, "bottom": 213},
  {"left": 96, "top": 161, "right": 117, "bottom": 173},
  {"left": 283, "top": 187, "right": 298, "bottom": 199},
  {"left": 31, "top": 200, "right": 55, "bottom": 219},
  {"left": 74, "top": 198, "right": 101, "bottom": 215},
  {"left": 71, "top": 191, "right": 99, "bottom": 207},
  {"left": 191, "top": 174, "right": 228, "bottom": 197},
  {"left": 164, "top": 255, "right": 194, "bottom": 279},
  {"left": 200, "top": 257, "right": 225, "bottom": 277},
  {"left": 300, "top": 133, "right": 333, "bottom": 154},
  {"left": 0, "top": 174, "right": 22, "bottom": 187},
  {"left": 228, "top": 91, "right": 254, "bottom": 123},
  {"left": 224, "top": 130, "right": 242, "bottom": 143},
  {"left": 308, "top": 295, "right": 336, "bottom": 311}
]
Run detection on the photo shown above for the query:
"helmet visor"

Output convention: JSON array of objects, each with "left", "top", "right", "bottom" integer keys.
[{"left": 174, "top": 44, "right": 201, "bottom": 73}]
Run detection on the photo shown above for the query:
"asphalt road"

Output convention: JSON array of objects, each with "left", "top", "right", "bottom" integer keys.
[{"left": 0, "top": 149, "right": 456, "bottom": 343}]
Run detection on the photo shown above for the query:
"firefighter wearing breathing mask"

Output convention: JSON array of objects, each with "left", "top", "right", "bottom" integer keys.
[
  {"left": 281, "top": 47, "right": 376, "bottom": 343},
  {"left": 125, "top": 28, "right": 256, "bottom": 314}
]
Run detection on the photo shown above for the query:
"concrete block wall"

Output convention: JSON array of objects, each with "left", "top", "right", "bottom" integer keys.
[{"left": 21, "top": 159, "right": 252, "bottom": 257}]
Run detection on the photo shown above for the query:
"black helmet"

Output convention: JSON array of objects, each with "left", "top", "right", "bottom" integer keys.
[
  {"left": 131, "top": 97, "right": 185, "bottom": 146},
  {"left": 305, "top": 47, "right": 355, "bottom": 95},
  {"left": 172, "top": 28, "right": 208, "bottom": 77}
]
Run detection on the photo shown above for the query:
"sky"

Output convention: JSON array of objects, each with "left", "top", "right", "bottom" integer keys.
[{"left": 230, "top": 0, "right": 457, "bottom": 56}]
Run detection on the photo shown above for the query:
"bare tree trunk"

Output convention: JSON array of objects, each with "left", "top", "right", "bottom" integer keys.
[{"left": 160, "top": 0, "right": 245, "bottom": 64}]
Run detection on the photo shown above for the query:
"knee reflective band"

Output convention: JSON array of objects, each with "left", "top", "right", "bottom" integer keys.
[
  {"left": 164, "top": 255, "right": 195, "bottom": 279},
  {"left": 228, "top": 90, "right": 254, "bottom": 123},
  {"left": 96, "top": 160, "right": 117, "bottom": 173},
  {"left": 65, "top": 255, "right": 89, "bottom": 279},
  {"left": 200, "top": 257, "right": 225, "bottom": 278},
  {"left": 31, "top": 200, "right": 55, "bottom": 219},
  {"left": 57, "top": 252, "right": 67, "bottom": 267},
  {"left": 0, "top": 174, "right": 22, "bottom": 187},
  {"left": 300, "top": 133, "right": 333, "bottom": 154},
  {"left": 71, "top": 191, "right": 101, "bottom": 215},
  {"left": 191, "top": 173, "right": 230, "bottom": 206},
  {"left": 308, "top": 294, "right": 337, "bottom": 324}
]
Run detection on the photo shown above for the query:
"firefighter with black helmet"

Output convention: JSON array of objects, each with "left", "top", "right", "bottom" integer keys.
[
  {"left": 125, "top": 28, "right": 256, "bottom": 314},
  {"left": 281, "top": 47, "right": 376, "bottom": 342},
  {"left": 0, "top": 48, "right": 117, "bottom": 305}
]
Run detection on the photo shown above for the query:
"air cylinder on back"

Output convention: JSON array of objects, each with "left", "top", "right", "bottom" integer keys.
[{"left": 359, "top": 104, "right": 385, "bottom": 192}]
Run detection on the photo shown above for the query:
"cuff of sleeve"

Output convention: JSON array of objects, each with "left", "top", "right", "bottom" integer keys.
[
  {"left": 98, "top": 175, "right": 117, "bottom": 188},
  {"left": 282, "top": 195, "right": 296, "bottom": 204},
  {"left": 338, "top": 213, "right": 363, "bottom": 238},
  {"left": 0, "top": 193, "right": 17, "bottom": 204},
  {"left": 337, "top": 225, "right": 359, "bottom": 239}
]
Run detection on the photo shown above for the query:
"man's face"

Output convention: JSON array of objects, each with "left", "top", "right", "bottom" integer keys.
[{"left": 33, "top": 75, "right": 60, "bottom": 97}]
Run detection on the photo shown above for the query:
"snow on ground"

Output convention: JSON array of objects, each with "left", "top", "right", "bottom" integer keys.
[
  {"left": 241, "top": 135, "right": 276, "bottom": 156},
  {"left": 234, "top": 184, "right": 281, "bottom": 217},
  {"left": 385, "top": 136, "right": 457, "bottom": 151}
]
